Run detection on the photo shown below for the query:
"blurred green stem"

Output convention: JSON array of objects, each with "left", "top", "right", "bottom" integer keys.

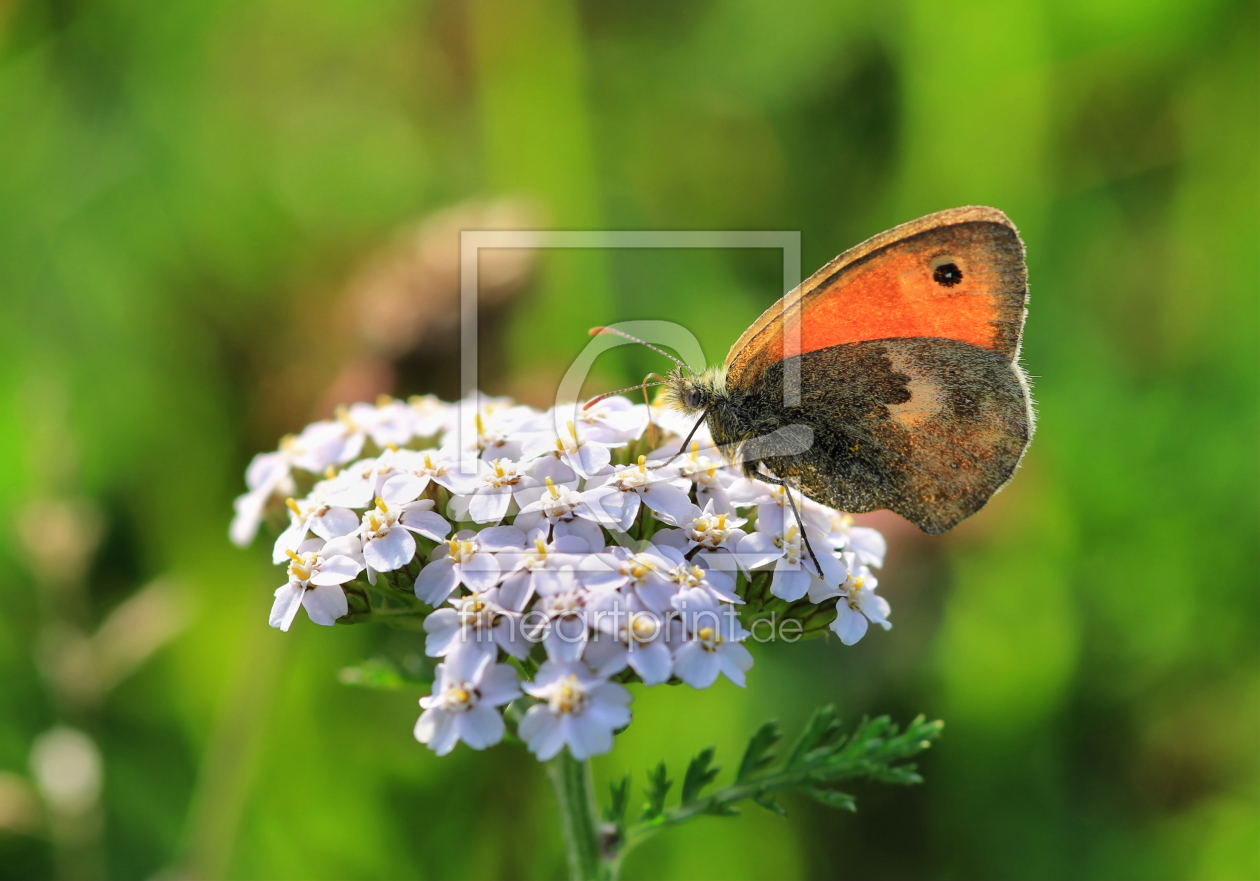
[{"left": 546, "top": 752, "right": 607, "bottom": 881}]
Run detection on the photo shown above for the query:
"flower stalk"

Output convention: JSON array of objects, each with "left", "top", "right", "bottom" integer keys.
[{"left": 546, "top": 752, "right": 607, "bottom": 881}]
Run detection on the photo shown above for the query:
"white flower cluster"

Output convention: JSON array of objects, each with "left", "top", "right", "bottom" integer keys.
[{"left": 232, "top": 394, "right": 891, "bottom": 760}]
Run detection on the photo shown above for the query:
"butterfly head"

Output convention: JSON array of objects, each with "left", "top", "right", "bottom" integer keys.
[{"left": 662, "top": 365, "right": 728, "bottom": 418}]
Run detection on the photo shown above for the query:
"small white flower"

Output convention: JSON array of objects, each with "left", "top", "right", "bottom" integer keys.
[
  {"left": 458, "top": 458, "right": 540, "bottom": 525},
  {"left": 454, "top": 401, "right": 537, "bottom": 460},
  {"left": 680, "top": 502, "right": 747, "bottom": 551},
  {"left": 654, "top": 545, "right": 741, "bottom": 605},
  {"left": 414, "top": 527, "right": 527, "bottom": 606},
  {"left": 514, "top": 477, "right": 607, "bottom": 544},
  {"left": 521, "top": 418, "right": 618, "bottom": 480},
  {"left": 423, "top": 587, "right": 528, "bottom": 659},
  {"left": 415, "top": 644, "right": 520, "bottom": 755},
  {"left": 665, "top": 441, "right": 737, "bottom": 514},
  {"left": 584, "top": 591, "right": 673, "bottom": 685},
  {"left": 269, "top": 537, "right": 363, "bottom": 631},
  {"left": 518, "top": 661, "right": 632, "bottom": 760},
  {"left": 669, "top": 587, "right": 754, "bottom": 689},
  {"left": 823, "top": 512, "right": 887, "bottom": 568},
  {"left": 318, "top": 446, "right": 416, "bottom": 511},
  {"left": 815, "top": 563, "right": 890, "bottom": 646},
  {"left": 527, "top": 567, "right": 592, "bottom": 663},
  {"left": 737, "top": 506, "right": 845, "bottom": 602},
  {"left": 583, "top": 546, "right": 678, "bottom": 613},
  {"left": 288, "top": 418, "right": 368, "bottom": 473},
  {"left": 581, "top": 456, "right": 694, "bottom": 531},
  {"left": 270, "top": 491, "right": 360, "bottom": 564},
  {"left": 407, "top": 394, "right": 455, "bottom": 439},
  {"left": 573, "top": 397, "right": 649, "bottom": 444},
  {"left": 341, "top": 398, "right": 419, "bottom": 450},
  {"left": 381, "top": 448, "right": 479, "bottom": 498},
  {"left": 495, "top": 537, "right": 589, "bottom": 612},
  {"left": 356, "top": 498, "right": 419, "bottom": 582},
  {"left": 230, "top": 451, "right": 295, "bottom": 547}
]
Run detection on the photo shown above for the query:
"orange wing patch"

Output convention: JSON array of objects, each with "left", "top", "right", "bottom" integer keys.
[{"left": 726, "top": 207, "right": 1028, "bottom": 392}]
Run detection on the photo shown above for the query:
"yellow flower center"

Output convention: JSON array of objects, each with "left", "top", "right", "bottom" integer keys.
[
  {"left": 629, "top": 613, "right": 657, "bottom": 643},
  {"left": 549, "top": 675, "right": 586, "bottom": 715},
  {"left": 697, "top": 627, "right": 723, "bottom": 651}
]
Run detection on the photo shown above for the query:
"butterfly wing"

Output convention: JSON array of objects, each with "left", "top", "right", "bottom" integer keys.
[
  {"left": 721, "top": 207, "right": 1033, "bottom": 533},
  {"left": 725, "top": 206, "right": 1028, "bottom": 385}
]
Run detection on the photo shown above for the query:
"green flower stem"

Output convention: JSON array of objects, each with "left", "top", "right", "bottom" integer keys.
[{"left": 546, "top": 752, "right": 607, "bottom": 881}]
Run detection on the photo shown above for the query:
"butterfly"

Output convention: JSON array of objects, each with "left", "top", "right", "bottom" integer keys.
[{"left": 592, "top": 206, "right": 1034, "bottom": 564}]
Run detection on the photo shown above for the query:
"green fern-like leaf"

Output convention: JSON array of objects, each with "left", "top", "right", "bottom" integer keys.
[
  {"left": 641, "top": 761, "right": 672, "bottom": 820},
  {"left": 614, "top": 709, "right": 943, "bottom": 863},
  {"left": 681, "top": 747, "right": 720, "bottom": 804},
  {"left": 605, "top": 775, "right": 630, "bottom": 829},
  {"left": 737, "top": 721, "right": 781, "bottom": 783}
]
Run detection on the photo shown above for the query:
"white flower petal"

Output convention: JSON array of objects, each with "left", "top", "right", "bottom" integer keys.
[
  {"left": 553, "top": 518, "right": 604, "bottom": 553},
  {"left": 570, "top": 712, "right": 615, "bottom": 760},
  {"left": 584, "top": 634, "right": 629, "bottom": 678},
  {"left": 469, "top": 488, "right": 513, "bottom": 524},
  {"left": 847, "top": 526, "right": 887, "bottom": 567},
  {"left": 770, "top": 561, "right": 811, "bottom": 602},
  {"left": 478, "top": 664, "right": 522, "bottom": 706},
  {"left": 457, "top": 705, "right": 506, "bottom": 750},
  {"left": 309, "top": 555, "right": 362, "bottom": 586},
  {"left": 736, "top": 532, "right": 783, "bottom": 570},
  {"left": 717, "top": 643, "right": 753, "bottom": 686},
  {"left": 415, "top": 558, "right": 459, "bottom": 605},
  {"left": 457, "top": 553, "right": 502, "bottom": 591},
  {"left": 363, "top": 527, "right": 416, "bottom": 573},
  {"left": 379, "top": 473, "right": 427, "bottom": 506},
  {"left": 496, "top": 571, "right": 534, "bottom": 613},
  {"left": 272, "top": 519, "right": 309, "bottom": 564},
  {"left": 446, "top": 642, "right": 492, "bottom": 682},
  {"left": 627, "top": 642, "right": 672, "bottom": 686},
  {"left": 423, "top": 608, "right": 461, "bottom": 657},
  {"left": 832, "top": 605, "right": 869, "bottom": 645},
  {"left": 672, "top": 641, "right": 721, "bottom": 689},
  {"left": 476, "top": 525, "right": 528, "bottom": 551},
  {"left": 312, "top": 507, "right": 359, "bottom": 540},
  {"left": 302, "top": 584, "right": 348, "bottom": 626},
  {"left": 519, "top": 706, "right": 566, "bottom": 761},
  {"left": 640, "top": 483, "right": 694, "bottom": 526},
  {"left": 269, "top": 584, "right": 305, "bottom": 632},
  {"left": 230, "top": 489, "right": 269, "bottom": 548},
  {"left": 415, "top": 709, "right": 459, "bottom": 755},
  {"left": 401, "top": 509, "right": 452, "bottom": 542}
]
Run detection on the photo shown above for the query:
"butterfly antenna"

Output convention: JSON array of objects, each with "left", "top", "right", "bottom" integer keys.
[
  {"left": 583, "top": 380, "right": 670, "bottom": 410},
  {"left": 589, "top": 326, "right": 692, "bottom": 374}
]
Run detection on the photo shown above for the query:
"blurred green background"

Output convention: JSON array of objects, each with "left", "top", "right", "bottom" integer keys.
[{"left": 0, "top": 0, "right": 1256, "bottom": 878}]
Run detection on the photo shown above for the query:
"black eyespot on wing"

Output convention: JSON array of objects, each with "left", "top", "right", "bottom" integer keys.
[{"left": 932, "top": 262, "right": 963, "bottom": 287}]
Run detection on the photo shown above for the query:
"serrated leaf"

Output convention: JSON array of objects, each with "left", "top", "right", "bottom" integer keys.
[
  {"left": 753, "top": 792, "right": 788, "bottom": 817},
  {"left": 787, "top": 705, "right": 843, "bottom": 767},
  {"left": 681, "top": 747, "right": 720, "bottom": 804},
  {"left": 641, "top": 762, "right": 672, "bottom": 820},
  {"left": 867, "top": 760, "right": 923, "bottom": 785},
  {"left": 736, "top": 721, "right": 781, "bottom": 782},
  {"left": 605, "top": 775, "right": 630, "bottom": 827},
  {"left": 804, "top": 786, "right": 857, "bottom": 812}
]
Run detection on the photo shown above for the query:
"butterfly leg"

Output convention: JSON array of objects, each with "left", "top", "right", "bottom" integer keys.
[
  {"left": 750, "top": 469, "right": 824, "bottom": 578},
  {"left": 649, "top": 411, "right": 708, "bottom": 471}
]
